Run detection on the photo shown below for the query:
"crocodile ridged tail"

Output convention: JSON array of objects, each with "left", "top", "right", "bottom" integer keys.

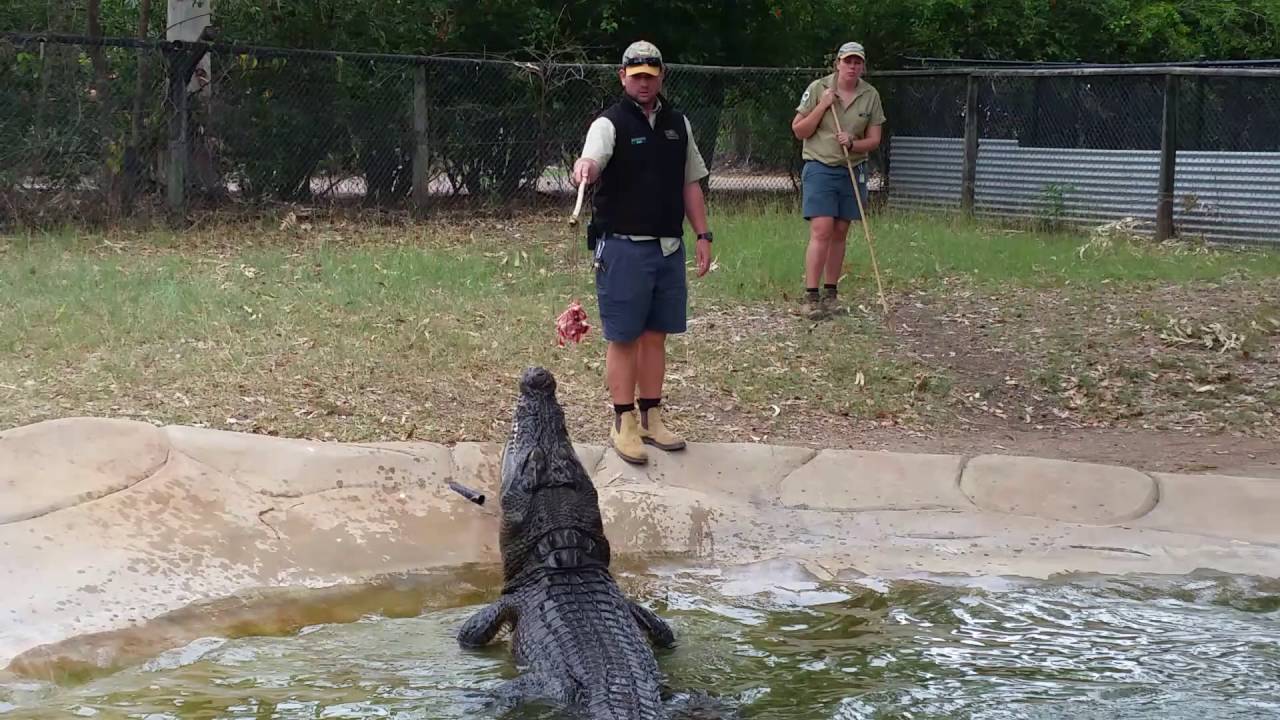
[{"left": 513, "top": 568, "right": 668, "bottom": 720}]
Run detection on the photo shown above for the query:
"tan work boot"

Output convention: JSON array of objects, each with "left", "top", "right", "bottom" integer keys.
[
  {"left": 611, "top": 410, "right": 648, "bottom": 464},
  {"left": 639, "top": 405, "right": 686, "bottom": 451}
]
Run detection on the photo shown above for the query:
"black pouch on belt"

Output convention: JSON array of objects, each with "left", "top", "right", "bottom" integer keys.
[{"left": 586, "top": 218, "right": 602, "bottom": 252}]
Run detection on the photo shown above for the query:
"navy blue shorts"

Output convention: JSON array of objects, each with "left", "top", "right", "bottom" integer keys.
[
  {"left": 593, "top": 235, "right": 687, "bottom": 343},
  {"left": 801, "top": 159, "right": 869, "bottom": 221}
]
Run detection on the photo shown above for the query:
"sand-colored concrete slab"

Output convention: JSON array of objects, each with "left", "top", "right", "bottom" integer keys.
[
  {"left": 0, "top": 417, "right": 169, "bottom": 524},
  {"left": 594, "top": 470, "right": 745, "bottom": 559},
  {"left": 593, "top": 442, "right": 817, "bottom": 505},
  {"left": 447, "top": 441, "right": 503, "bottom": 500},
  {"left": 960, "top": 454, "right": 1159, "bottom": 525},
  {"left": 1131, "top": 472, "right": 1280, "bottom": 546},
  {"left": 165, "top": 426, "right": 454, "bottom": 497},
  {"left": 1, "top": 421, "right": 500, "bottom": 675},
  {"left": 2, "top": 417, "right": 1278, "bottom": 677},
  {"left": 778, "top": 449, "right": 969, "bottom": 511}
]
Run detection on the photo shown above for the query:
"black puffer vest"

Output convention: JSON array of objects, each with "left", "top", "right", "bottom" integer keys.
[{"left": 591, "top": 94, "right": 688, "bottom": 238}]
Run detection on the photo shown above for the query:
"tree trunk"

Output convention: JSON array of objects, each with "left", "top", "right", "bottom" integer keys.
[
  {"left": 35, "top": 0, "right": 63, "bottom": 166},
  {"left": 34, "top": 0, "right": 75, "bottom": 179},
  {"left": 732, "top": 116, "right": 751, "bottom": 167},
  {"left": 88, "top": 0, "right": 122, "bottom": 217},
  {"left": 87, "top": 0, "right": 107, "bottom": 91},
  {"left": 122, "top": 0, "right": 153, "bottom": 211}
]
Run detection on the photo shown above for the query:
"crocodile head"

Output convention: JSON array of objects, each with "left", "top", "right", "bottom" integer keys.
[{"left": 497, "top": 366, "right": 610, "bottom": 582}]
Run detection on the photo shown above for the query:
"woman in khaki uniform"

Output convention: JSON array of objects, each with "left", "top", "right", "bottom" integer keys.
[{"left": 791, "top": 41, "right": 887, "bottom": 320}]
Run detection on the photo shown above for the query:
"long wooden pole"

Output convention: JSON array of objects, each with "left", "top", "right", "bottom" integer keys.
[{"left": 829, "top": 103, "right": 889, "bottom": 315}]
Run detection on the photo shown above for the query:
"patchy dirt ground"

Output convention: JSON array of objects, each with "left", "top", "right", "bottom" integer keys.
[
  {"left": 859, "top": 426, "right": 1280, "bottom": 479},
  {"left": 6, "top": 278, "right": 1278, "bottom": 479},
  {"left": 641, "top": 277, "right": 1280, "bottom": 478},
  {"left": 888, "top": 281, "right": 1280, "bottom": 434},
  {"left": 4, "top": 213, "right": 1279, "bottom": 478}
]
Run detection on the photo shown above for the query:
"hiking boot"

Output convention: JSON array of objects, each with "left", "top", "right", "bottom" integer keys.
[
  {"left": 639, "top": 406, "right": 686, "bottom": 451},
  {"left": 821, "top": 292, "right": 847, "bottom": 316},
  {"left": 803, "top": 296, "right": 830, "bottom": 320},
  {"left": 611, "top": 410, "right": 648, "bottom": 464}
]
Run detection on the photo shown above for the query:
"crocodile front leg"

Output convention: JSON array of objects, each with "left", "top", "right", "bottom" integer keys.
[
  {"left": 487, "top": 672, "right": 579, "bottom": 714},
  {"left": 457, "top": 595, "right": 516, "bottom": 649},
  {"left": 630, "top": 600, "right": 676, "bottom": 648}
]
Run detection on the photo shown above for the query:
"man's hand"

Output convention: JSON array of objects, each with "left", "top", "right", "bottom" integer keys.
[
  {"left": 695, "top": 237, "right": 712, "bottom": 277},
  {"left": 572, "top": 158, "right": 599, "bottom": 186},
  {"left": 819, "top": 87, "right": 836, "bottom": 109},
  {"left": 836, "top": 131, "right": 851, "bottom": 148}
]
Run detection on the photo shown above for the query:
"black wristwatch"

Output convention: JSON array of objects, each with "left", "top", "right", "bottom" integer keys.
[{"left": 697, "top": 231, "right": 713, "bottom": 242}]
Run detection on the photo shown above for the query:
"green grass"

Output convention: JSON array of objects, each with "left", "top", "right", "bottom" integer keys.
[
  {"left": 705, "top": 207, "right": 1280, "bottom": 299},
  {"left": 3, "top": 207, "right": 1278, "bottom": 446}
]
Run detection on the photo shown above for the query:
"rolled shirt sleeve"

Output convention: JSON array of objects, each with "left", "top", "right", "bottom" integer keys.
[
  {"left": 684, "top": 116, "right": 709, "bottom": 184},
  {"left": 868, "top": 89, "right": 887, "bottom": 126},
  {"left": 581, "top": 117, "right": 616, "bottom": 170},
  {"left": 795, "top": 79, "right": 823, "bottom": 115}
]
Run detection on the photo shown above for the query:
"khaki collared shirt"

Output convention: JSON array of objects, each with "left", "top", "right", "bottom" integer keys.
[
  {"left": 580, "top": 98, "right": 709, "bottom": 255},
  {"left": 795, "top": 74, "right": 886, "bottom": 167}
]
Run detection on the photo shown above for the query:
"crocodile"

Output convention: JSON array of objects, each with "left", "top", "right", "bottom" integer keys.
[{"left": 457, "top": 366, "right": 677, "bottom": 719}]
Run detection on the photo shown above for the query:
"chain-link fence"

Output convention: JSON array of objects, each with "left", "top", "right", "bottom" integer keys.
[
  {"left": 883, "top": 67, "right": 1280, "bottom": 244},
  {"left": 3, "top": 33, "right": 1279, "bottom": 243},
  {"left": 0, "top": 36, "right": 172, "bottom": 224},
  {"left": 0, "top": 33, "right": 835, "bottom": 227}
]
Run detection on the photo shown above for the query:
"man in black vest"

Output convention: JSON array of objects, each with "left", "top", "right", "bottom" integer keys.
[{"left": 571, "top": 40, "right": 714, "bottom": 466}]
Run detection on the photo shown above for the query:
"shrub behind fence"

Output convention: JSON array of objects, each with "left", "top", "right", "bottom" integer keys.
[
  {"left": 0, "top": 33, "right": 828, "bottom": 226},
  {"left": 2, "top": 33, "right": 1278, "bottom": 244}
]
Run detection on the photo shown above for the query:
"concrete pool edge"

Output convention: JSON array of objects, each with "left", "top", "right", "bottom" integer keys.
[{"left": 3, "top": 417, "right": 1279, "bottom": 673}]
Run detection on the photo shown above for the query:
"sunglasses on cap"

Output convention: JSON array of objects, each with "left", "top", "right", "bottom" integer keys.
[{"left": 625, "top": 56, "right": 663, "bottom": 68}]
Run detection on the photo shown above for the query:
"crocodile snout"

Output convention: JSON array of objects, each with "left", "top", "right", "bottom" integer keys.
[{"left": 519, "top": 366, "right": 557, "bottom": 396}]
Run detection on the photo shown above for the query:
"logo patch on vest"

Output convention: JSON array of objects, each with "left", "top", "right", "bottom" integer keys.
[
  {"left": 664, "top": 129, "right": 679, "bottom": 140},
  {"left": 631, "top": 137, "right": 647, "bottom": 145}
]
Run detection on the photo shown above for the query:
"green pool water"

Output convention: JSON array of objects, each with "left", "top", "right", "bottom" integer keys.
[{"left": 2, "top": 562, "right": 1278, "bottom": 719}]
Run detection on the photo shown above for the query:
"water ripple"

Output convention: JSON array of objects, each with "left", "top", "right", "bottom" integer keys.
[{"left": 1, "top": 573, "right": 1277, "bottom": 719}]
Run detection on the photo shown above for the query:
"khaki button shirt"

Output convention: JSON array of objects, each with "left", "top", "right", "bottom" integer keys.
[
  {"left": 795, "top": 74, "right": 887, "bottom": 167},
  {"left": 580, "top": 98, "right": 709, "bottom": 256}
]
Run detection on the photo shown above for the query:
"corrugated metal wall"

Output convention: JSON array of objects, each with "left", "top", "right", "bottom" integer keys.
[
  {"left": 887, "top": 136, "right": 1280, "bottom": 244},
  {"left": 1175, "top": 152, "right": 1280, "bottom": 244},
  {"left": 883, "top": 136, "right": 964, "bottom": 210}
]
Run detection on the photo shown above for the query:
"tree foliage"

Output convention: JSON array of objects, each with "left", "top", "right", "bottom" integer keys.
[
  {"left": 2, "top": 0, "right": 1277, "bottom": 65},
  {"left": 201, "top": 0, "right": 1280, "bottom": 67},
  {"left": 2, "top": 0, "right": 1277, "bottom": 222}
]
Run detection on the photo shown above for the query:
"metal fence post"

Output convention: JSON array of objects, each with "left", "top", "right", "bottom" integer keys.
[
  {"left": 881, "top": 127, "right": 893, "bottom": 203},
  {"left": 1156, "top": 73, "right": 1178, "bottom": 241},
  {"left": 961, "top": 73, "right": 979, "bottom": 215},
  {"left": 412, "top": 64, "right": 430, "bottom": 214},
  {"left": 166, "top": 46, "right": 188, "bottom": 216}
]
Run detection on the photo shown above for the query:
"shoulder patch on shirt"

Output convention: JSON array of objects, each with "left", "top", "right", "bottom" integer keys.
[
  {"left": 664, "top": 129, "right": 679, "bottom": 140},
  {"left": 800, "top": 88, "right": 811, "bottom": 105}
]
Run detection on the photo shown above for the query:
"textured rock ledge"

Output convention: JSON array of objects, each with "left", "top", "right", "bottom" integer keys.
[{"left": 2, "top": 417, "right": 1278, "bottom": 673}]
